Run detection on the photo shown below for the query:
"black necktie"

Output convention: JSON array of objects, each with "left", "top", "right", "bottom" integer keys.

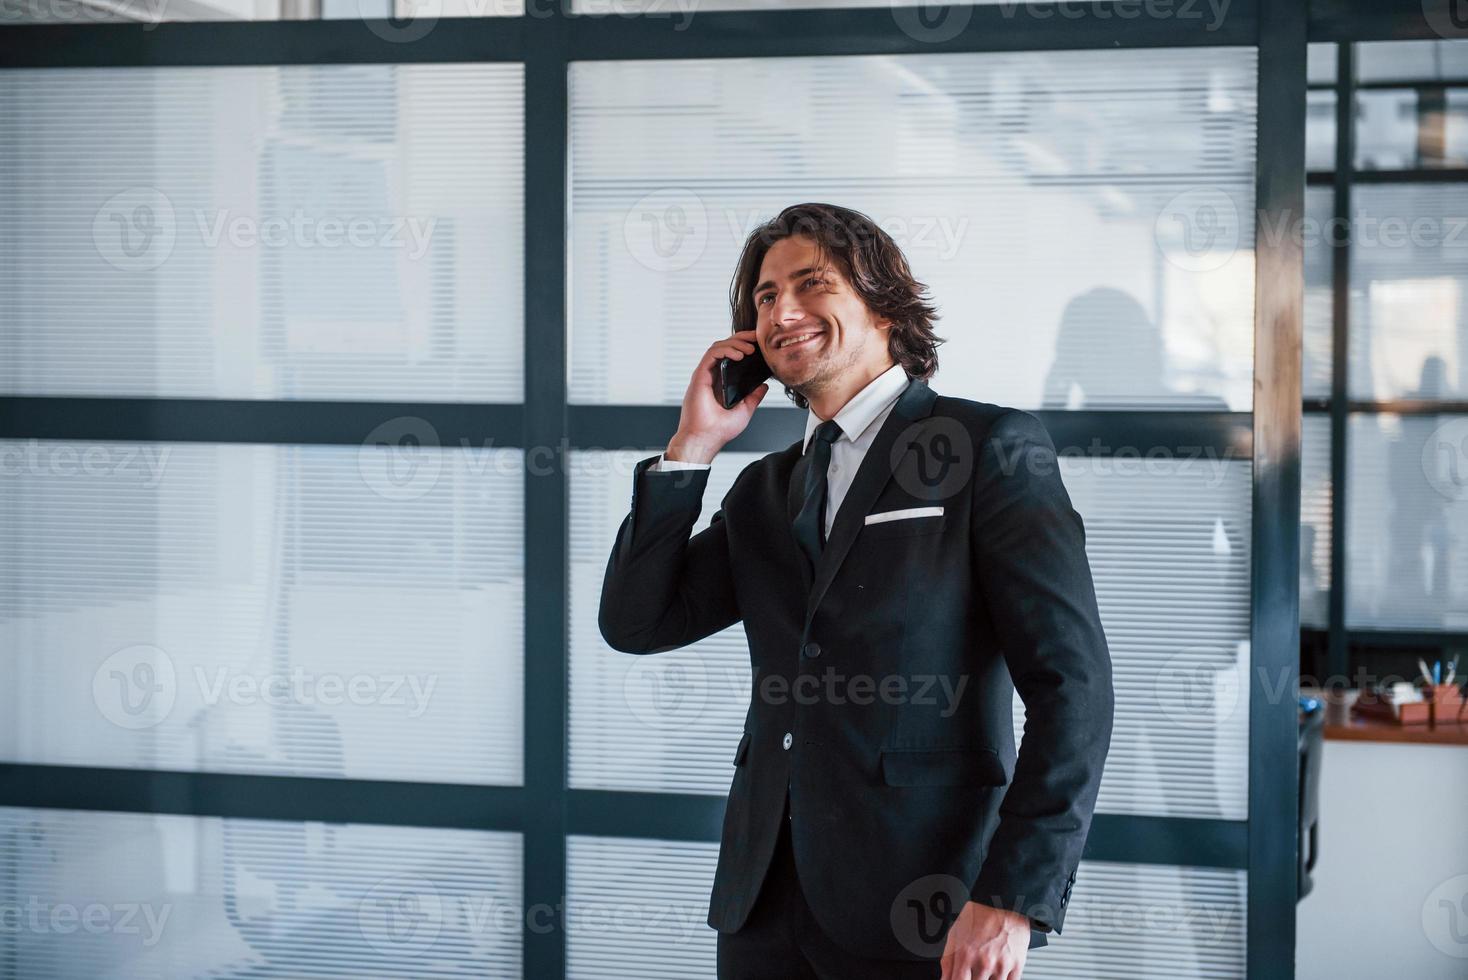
[{"left": 793, "top": 419, "right": 843, "bottom": 570}]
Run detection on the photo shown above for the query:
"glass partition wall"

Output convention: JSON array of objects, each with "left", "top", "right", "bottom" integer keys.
[
  {"left": 1300, "top": 37, "right": 1468, "bottom": 688},
  {"left": 3, "top": 2, "right": 1424, "bottom": 977}
]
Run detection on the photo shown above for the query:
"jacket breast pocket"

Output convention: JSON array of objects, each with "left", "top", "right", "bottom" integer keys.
[
  {"left": 861, "top": 507, "right": 946, "bottom": 541},
  {"left": 733, "top": 731, "right": 751, "bottom": 767},
  {"left": 879, "top": 746, "right": 1007, "bottom": 787}
]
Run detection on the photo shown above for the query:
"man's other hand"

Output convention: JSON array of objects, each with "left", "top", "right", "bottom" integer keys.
[{"left": 939, "top": 900, "right": 1031, "bottom": 980}]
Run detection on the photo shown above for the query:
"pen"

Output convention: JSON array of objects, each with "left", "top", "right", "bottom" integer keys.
[
  {"left": 1418, "top": 657, "right": 1433, "bottom": 685},
  {"left": 1434, "top": 660, "right": 1442, "bottom": 686},
  {"left": 1445, "top": 657, "right": 1458, "bottom": 688}
]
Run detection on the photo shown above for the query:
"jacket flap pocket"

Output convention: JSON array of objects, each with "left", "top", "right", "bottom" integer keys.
[
  {"left": 879, "top": 746, "right": 1006, "bottom": 787},
  {"left": 733, "top": 731, "right": 751, "bottom": 767}
]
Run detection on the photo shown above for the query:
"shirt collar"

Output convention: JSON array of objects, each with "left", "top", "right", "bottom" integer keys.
[{"left": 801, "top": 362, "right": 910, "bottom": 454}]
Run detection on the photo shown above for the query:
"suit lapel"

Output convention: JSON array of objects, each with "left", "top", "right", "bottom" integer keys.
[{"left": 791, "top": 377, "right": 939, "bottom": 639}]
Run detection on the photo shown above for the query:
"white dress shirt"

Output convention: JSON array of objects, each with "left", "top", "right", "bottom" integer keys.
[{"left": 650, "top": 362, "right": 910, "bottom": 541}]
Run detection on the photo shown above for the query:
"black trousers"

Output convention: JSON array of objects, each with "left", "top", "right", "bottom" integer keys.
[{"left": 716, "top": 792, "right": 944, "bottom": 980}]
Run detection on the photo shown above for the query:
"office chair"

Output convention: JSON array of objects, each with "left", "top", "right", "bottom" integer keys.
[{"left": 1297, "top": 695, "right": 1325, "bottom": 901}]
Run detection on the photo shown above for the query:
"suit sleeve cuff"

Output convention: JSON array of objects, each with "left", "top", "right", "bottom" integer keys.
[{"left": 969, "top": 864, "right": 1075, "bottom": 936}]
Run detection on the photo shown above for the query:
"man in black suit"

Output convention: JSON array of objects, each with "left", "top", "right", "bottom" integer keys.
[{"left": 599, "top": 203, "right": 1114, "bottom": 980}]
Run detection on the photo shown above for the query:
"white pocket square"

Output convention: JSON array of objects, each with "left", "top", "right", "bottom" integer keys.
[{"left": 865, "top": 506, "right": 944, "bottom": 525}]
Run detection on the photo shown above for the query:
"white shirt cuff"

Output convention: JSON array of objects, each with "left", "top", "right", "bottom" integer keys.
[{"left": 650, "top": 456, "right": 712, "bottom": 472}]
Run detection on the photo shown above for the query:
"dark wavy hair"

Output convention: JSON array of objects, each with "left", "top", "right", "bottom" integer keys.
[{"left": 728, "top": 202, "right": 944, "bottom": 411}]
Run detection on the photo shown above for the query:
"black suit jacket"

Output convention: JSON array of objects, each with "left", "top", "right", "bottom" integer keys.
[{"left": 598, "top": 376, "right": 1114, "bottom": 960}]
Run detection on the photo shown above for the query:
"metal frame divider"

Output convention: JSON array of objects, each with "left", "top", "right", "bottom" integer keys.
[{"left": 1249, "top": 2, "right": 1306, "bottom": 976}]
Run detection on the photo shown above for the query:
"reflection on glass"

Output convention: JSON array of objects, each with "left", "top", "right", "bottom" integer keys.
[
  {"left": 1347, "top": 184, "right": 1466, "bottom": 402},
  {"left": 1021, "top": 455, "right": 1252, "bottom": 820},
  {"left": 1306, "top": 89, "right": 1338, "bottom": 172},
  {"left": 566, "top": 836, "right": 719, "bottom": 979},
  {"left": 1307, "top": 41, "right": 1338, "bottom": 86},
  {"left": 1356, "top": 39, "right": 1468, "bottom": 84},
  {"left": 1300, "top": 415, "right": 1333, "bottom": 629},
  {"left": 1353, "top": 88, "right": 1468, "bottom": 171},
  {"left": 0, "top": 64, "right": 525, "bottom": 402},
  {"left": 568, "top": 48, "right": 1258, "bottom": 410},
  {"left": 1447, "top": 91, "right": 1468, "bottom": 168},
  {"left": 0, "top": 807, "right": 522, "bottom": 977},
  {"left": 567, "top": 450, "right": 754, "bottom": 796},
  {"left": 0, "top": 441, "right": 526, "bottom": 786},
  {"left": 1355, "top": 89, "right": 1419, "bottom": 171},
  {"left": 1302, "top": 187, "right": 1334, "bottom": 401},
  {"left": 1346, "top": 414, "right": 1468, "bottom": 631},
  {"left": 0, "top": 0, "right": 519, "bottom": 21}
]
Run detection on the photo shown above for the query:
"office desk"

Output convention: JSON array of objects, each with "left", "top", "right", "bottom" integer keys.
[
  {"left": 1315, "top": 686, "right": 1468, "bottom": 746},
  {"left": 1296, "top": 695, "right": 1468, "bottom": 980}
]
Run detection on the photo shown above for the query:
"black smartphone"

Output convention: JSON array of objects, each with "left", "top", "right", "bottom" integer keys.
[{"left": 716, "top": 341, "right": 773, "bottom": 410}]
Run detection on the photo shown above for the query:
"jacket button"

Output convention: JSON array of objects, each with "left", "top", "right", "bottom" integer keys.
[
  {"left": 782, "top": 732, "right": 793, "bottom": 750},
  {"left": 802, "top": 642, "right": 821, "bottom": 659}
]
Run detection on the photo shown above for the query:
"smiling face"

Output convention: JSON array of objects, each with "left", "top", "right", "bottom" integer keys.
[{"left": 752, "top": 234, "right": 894, "bottom": 411}]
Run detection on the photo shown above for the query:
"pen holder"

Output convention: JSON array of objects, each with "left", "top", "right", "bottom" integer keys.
[
  {"left": 1351, "top": 683, "right": 1465, "bottom": 726},
  {"left": 1425, "top": 683, "right": 1466, "bottom": 728}
]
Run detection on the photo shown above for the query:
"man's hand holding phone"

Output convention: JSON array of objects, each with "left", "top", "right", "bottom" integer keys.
[{"left": 666, "top": 329, "right": 770, "bottom": 464}]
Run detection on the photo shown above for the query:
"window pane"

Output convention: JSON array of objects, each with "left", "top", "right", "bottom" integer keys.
[
  {"left": 0, "top": 64, "right": 524, "bottom": 401},
  {"left": 1347, "top": 183, "right": 1467, "bottom": 402},
  {"left": 1306, "top": 89, "right": 1338, "bottom": 172},
  {"left": 1448, "top": 90, "right": 1468, "bottom": 168},
  {"left": 565, "top": 835, "right": 1247, "bottom": 980},
  {"left": 1355, "top": 39, "right": 1468, "bottom": 84},
  {"left": 1353, "top": 85, "right": 1468, "bottom": 172},
  {"left": 1301, "top": 414, "right": 1333, "bottom": 629},
  {"left": 569, "top": 48, "right": 1257, "bottom": 411},
  {"left": 1307, "top": 41, "right": 1338, "bottom": 86},
  {"left": 1302, "top": 186, "right": 1335, "bottom": 401},
  {"left": 1354, "top": 88, "right": 1419, "bottom": 171},
  {"left": 1346, "top": 414, "right": 1468, "bottom": 631},
  {"left": 0, "top": 806, "right": 521, "bottom": 977},
  {"left": 0, "top": 440, "right": 525, "bottom": 785},
  {"left": 568, "top": 450, "right": 754, "bottom": 796},
  {"left": 1023, "top": 862, "right": 1246, "bottom": 980},
  {"left": 571, "top": 0, "right": 1012, "bottom": 8},
  {"left": 566, "top": 835, "right": 719, "bottom": 980},
  {"left": 1020, "top": 454, "right": 1252, "bottom": 820},
  {"left": 570, "top": 448, "right": 1251, "bottom": 819},
  {"left": 0, "top": 0, "right": 521, "bottom": 22}
]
